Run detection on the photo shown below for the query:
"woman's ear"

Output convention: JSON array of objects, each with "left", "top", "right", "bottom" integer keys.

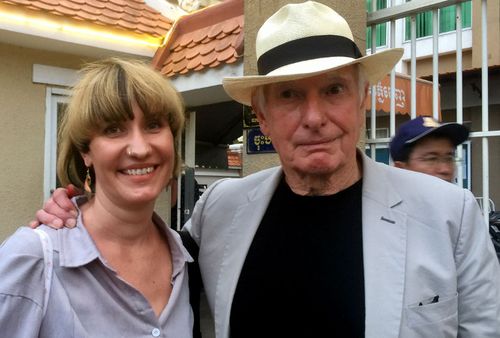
[{"left": 80, "top": 152, "right": 92, "bottom": 168}]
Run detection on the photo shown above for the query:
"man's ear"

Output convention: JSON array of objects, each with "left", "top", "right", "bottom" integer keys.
[
  {"left": 252, "top": 104, "right": 270, "bottom": 136},
  {"left": 359, "top": 83, "right": 369, "bottom": 111},
  {"left": 394, "top": 161, "right": 407, "bottom": 169}
]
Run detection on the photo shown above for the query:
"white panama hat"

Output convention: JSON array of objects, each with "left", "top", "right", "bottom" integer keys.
[{"left": 222, "top": 1, "right": 404, "bottom": 106}]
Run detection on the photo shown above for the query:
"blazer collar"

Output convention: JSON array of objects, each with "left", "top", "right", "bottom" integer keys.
[{"left": 361, "top": 153, "right": 407, "bottom": 338}]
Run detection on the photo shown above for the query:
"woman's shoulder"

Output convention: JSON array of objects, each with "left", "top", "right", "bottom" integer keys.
[
  {"left": 0, "top": 226, "right": 44, "bottom": 257},
  {"left": 0, "top": 226, "right": 47, "bottom": 303}
]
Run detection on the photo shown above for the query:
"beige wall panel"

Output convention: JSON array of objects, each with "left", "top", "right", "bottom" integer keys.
[
  {"left": 0, "top": 42, "right": 93, "bottom": 241},
  {"left": 242, "top": 0, "right": 366, "bottom": 176},
  {"left": 472, "top": 0, "right": 500, "bottom": 68},
  {"left": 411, "top": 51, "right": 472, "bottom": 78}
]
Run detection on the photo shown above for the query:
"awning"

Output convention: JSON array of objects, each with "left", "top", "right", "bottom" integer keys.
[{"left": 365, "top": 72, "right": 439, "bottom": 117}]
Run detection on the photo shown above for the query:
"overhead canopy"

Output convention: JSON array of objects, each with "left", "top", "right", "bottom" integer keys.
[{"left": 365, "top": 73, "right": 439, "bottom": 117}]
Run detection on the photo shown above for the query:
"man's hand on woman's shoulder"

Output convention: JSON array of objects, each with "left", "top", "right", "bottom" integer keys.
[{"left": 29, "top": 185, "right": 81, "bottom": 229}]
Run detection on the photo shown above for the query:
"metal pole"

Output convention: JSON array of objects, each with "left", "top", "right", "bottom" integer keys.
[
  {"left": 481, "top": 0, "right": 490, "bottom": 225},
  {"left": 456, "top": 3, "right": 464, "bottom": 188},
  {"left": 410, "top": 15, "right": 417, "bottom": 118}
]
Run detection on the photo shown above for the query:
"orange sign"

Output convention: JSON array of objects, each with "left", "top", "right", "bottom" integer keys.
[{"left": 365, "top": 73, "right": 439, "bottom": 117}]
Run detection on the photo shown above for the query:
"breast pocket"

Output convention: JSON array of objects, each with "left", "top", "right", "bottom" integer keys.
[{"left": 405, "top": 293, "right": 458, "bottom": 328}]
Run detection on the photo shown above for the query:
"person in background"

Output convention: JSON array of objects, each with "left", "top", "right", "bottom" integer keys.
[
  {"left": 0, "top": 58, "right": 194, "bottom": 337},
  {"left": 31, "top": 2, "right": 500, "bottom": 337},
  {"left": 389, "top": 115, "right": 469, "bottom": 183}
]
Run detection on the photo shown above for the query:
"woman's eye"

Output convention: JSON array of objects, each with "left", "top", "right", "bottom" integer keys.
[
  {"left": 146, "top": 119, "right": 162, "bottom": 130},
  {"left": 103, "top": 124, "right": 122, "bottom": 135}
]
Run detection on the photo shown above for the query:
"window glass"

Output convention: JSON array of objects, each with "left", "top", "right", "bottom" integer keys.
[
  {"left": 404, "top": 1, "right": 471, "bottom": 40},
  {"left": 366, "top": 0, "right": 387, "bottom": 49}
]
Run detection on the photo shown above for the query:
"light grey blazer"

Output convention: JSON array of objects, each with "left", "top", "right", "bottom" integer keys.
[{"left": 185, "top": 153, "right": 500, "bottom": 338}]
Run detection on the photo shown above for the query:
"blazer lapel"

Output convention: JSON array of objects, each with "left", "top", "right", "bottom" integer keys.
[
  {"left": 361, "top": 154, "right": 407, "bottom": 338},
  {"left": 214, "top": 167, "right": 283, "bottom": 338}
]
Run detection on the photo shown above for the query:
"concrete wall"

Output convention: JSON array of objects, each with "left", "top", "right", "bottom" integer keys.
[
  {"left": 241, "top": 0, "right": 366, "bottom": 176},
  {"left": 0, "top": 42, "right": 171, "bottom": 241}
]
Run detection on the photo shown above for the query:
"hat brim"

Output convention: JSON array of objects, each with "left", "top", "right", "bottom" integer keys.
[
  {"left": 406, "top": 122, "right": 470, "bottom": 146},
  {"left": 223, "top": 48, "right": 404, "bottom": 106}
]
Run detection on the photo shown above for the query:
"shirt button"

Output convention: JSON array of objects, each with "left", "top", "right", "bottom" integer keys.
[{"left": 151, "top": 328, "right": 160, "bottom": 337}]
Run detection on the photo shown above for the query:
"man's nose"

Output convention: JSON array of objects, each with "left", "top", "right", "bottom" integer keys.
[
  {"left": 436, "top": 161, "right": 455, "bottom": 182},
  {"left": 302, "top": 95, "right": 326, "bottom": 128}
]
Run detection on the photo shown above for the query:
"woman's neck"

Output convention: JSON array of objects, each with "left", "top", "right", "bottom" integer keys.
[{"left": 79, "top": 195, "right": 157, "bottom": 245}]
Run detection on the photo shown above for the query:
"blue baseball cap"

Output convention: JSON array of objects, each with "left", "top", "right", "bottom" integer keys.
[{"left": 389, "top": 116, "right": 469, "bottom": 161}]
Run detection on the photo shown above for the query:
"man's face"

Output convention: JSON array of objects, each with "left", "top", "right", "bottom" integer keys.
[
  {"left": 395, "top": 136, "right": 457, "bottom": 182},
  {"left": 254, "top": 66, "right": 366, "bottom": 178}
]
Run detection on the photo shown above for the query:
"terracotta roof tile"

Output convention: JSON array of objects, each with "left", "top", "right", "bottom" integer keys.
[
  {"left": 185, "top": 47, "right": 200, "bottom": 60},
  {"left": 29, "top": 1, "right": 54, "bottom": 11},
  {"left": 208, "top": 60, "right": 221, "bottom": 68},
  {"left": 101, "top": 8, "right": 121, "bottom": 20},
  {"left": 55, "top": 4, "right": 77, "bottom": 16},
  {"left": 2, "top": 0, "right": 173, "bottom": 38},
  {"left": 172, "top": 58, "right": 189, "bottom": 73},
  {"left": 78, "top": 10, "right": 98, "bottom": 21},
  {"left": 40, "top": 0, "right": 60, "bottom": 6},
  {"left": 186, "top": 57, "right": 202, "bottom": 70},
  {"left": 152, "top": 0, "right": 244, "bottom": 78},
  {"left": 217, "top": 47, "right": 235, "bottom": 62}
]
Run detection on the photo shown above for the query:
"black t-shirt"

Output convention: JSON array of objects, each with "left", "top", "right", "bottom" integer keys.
[{"left": 230, "top": 177, "right": 365, "bottom": 338}]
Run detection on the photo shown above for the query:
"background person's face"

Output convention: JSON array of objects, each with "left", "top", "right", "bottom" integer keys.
[
  {"left": 255, "top": 66, "right": 365, "bottom": 178},
  {"left": 397, "top": 136, "right": 456, "bottom": 182},
  {"left": 82, "top": 102, "right": 175, "bottom": 209}
]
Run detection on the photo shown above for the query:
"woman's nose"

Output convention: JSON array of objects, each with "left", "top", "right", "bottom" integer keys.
[{"left": 126, "top": 131, "right": 151, "bottom": 158}]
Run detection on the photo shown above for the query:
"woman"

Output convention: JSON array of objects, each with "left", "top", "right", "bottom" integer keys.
[{"left": 0, "top": 58, "right": 193, "bottom": 337}]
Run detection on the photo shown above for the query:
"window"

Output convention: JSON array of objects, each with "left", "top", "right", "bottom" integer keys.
[
  {"left": 404, "top": 1, "right": 472, "bottom": 40},
  {"left": 366, "top": 0, "right": 387, "bottom": 49},
  {"left": 44, "top": 88, "right": 69, "bottom": 198}
]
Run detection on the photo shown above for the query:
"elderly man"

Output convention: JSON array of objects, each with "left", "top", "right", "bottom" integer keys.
[
  {"left": 33, "top": 2, "right": 500, "bottom": 338},
  {"left": 389, "top": 116, "right": 469, "bottom": 182}
]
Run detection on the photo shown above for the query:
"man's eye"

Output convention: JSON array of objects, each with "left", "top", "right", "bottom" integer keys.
[
  {"left": 326, "top": 84, "right": 344, "bottom": 95},
  {"left": 279, "top": 89, "right": 297, "bottom": 99}
]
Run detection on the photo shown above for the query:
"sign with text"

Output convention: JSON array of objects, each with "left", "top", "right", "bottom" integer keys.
[
  {"left": 365, "top": 73, "right": 439, "bottom": 117},
  {"left": 243, "top": 105, "right": 259, "bottom": 129},
  {"left": 246, "top": 128, "right": 275, "bottom": 154}
]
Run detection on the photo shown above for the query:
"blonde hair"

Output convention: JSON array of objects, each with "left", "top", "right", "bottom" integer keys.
[{"left": 57, "top": 58, "right": 185, "bottom": 191}]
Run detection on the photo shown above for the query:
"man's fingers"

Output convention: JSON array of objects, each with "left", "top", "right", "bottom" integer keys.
[
  {"left": 34, "top": 209, "right": 65, "bottom": 229},
  {"left": 51, "top": 188, "right": 78, "bottom": 217},
  {"left": 28, "top": 220, "right": 40, "bottom": 229}
]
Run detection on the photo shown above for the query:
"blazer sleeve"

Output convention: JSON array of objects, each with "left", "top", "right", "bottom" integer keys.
[
  {"left": 455, "top": 190, "right": 500, "bottom": 337},
  {"left": 0, "top": 227, "right": 45, "bottom": 337}
]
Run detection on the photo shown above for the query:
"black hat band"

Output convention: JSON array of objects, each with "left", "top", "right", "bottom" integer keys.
[{"left": 257, "top": 35, "right": 363, "bottom": 75}]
